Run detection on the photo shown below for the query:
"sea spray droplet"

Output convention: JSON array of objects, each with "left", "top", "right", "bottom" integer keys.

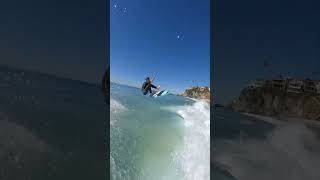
[{"left": 110, "top": 99, "right": 127, "bottom": 113}]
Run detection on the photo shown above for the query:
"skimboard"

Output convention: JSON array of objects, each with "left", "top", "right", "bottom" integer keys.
[{"left": 152, "top": 90, "right": 169, "bottom": 98}]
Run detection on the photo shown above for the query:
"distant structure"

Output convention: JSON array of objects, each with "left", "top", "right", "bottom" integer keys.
[
  {"left": 272, "top": 75, "right": 287, "bottom": 90},
  {"left": 246, "top": 76, "right": 320, "bottom": 95},
  {"left": 250, "top": 78, "right": 265, "bottom": 88},
  {"left": 316, "top": 82, "right": 320, "bottom": 95},
  {"left": 240, "top": 76, "right": 320, "bottom": 122},
  {"left": 287, "top": 79, "right": 303, "bottom": 94},
  {"left": 303, "top": 79, "right": 317, "bottom": 94}
]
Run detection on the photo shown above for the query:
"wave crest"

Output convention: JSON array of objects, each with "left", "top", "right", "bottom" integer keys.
[{"left": 174, "top": 100, "right": 210, "bottom": 180}]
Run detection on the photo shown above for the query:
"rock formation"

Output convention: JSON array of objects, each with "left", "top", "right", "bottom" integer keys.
[
  {"left": 231, "top": 86, "right": 320, "bottom": 121},
  {"left": 181, "top": 86, "right": 210, "bottom": 100}
]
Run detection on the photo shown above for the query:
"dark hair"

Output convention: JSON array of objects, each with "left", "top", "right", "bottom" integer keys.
[{"left": 145, "top": 77, "right": 150, "bottom": 80}]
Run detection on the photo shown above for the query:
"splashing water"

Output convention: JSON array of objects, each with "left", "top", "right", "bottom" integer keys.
[
  {"left": 110, "top": 83, "right": 210, "bottom": 180},
  {"left": 213, "top": 108, "right": 320, "bottom": 180}
]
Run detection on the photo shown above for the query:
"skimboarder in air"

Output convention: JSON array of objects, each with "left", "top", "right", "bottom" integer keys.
[{"left": 141, "top": 77, "right": 159, "bottom": 95}]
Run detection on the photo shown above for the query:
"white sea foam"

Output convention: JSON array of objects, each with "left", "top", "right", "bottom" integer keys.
[
  {"left": 110, "top": 98, "right": 127, "bottom": 129},
  {"left": 241, "top": 112, "right": 284, "bottom": 126},
  {"left": 111, "top": 155, "right": 125, "bottom": 180},
  {"left": 110, "top": 98, "right": 127, "bottom": 113},
  {"left": 171, "top": 100, "right": 210, "bottom": 180},
  {"left": 215, "top": 121, "right": 320, "bottom": 180},
  {"left": 110, "top": 98, "right": 127, "bottom": 180}
]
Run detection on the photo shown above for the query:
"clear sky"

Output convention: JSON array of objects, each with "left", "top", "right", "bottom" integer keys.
[
  {"left": 110, "top": 0, "right": 210, "bottom": 93},
  {"left": 0, "top": 0, "right": 107, "bottom": 84},
  {"left": 214, "top": 0, "right": 320, "bottom": 104}
]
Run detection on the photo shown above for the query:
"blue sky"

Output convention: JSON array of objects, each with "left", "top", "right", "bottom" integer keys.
[
  {"left": 110, "top": 0, "right": 210, "bottom": 93},
  {"left": 0, "top": 0, "right": 106, "bottom": 84},
  {"left": 214, "top": 0, "right": 320, "bottom": 104}
]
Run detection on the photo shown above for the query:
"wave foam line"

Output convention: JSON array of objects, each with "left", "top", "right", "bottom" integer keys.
[
  {"left": 215, "top": 123, "right": 320, "bottom": 180},
  {"left": 110, "top": 98, "right": 127, "bottom": 113},
  {"left": 174, "top": 100, "right": 210, "bottom": 180}
]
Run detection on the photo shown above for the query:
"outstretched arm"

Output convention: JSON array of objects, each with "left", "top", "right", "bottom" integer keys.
[{"left": 150, "top": 84, "right": 157, "bottom": 89}]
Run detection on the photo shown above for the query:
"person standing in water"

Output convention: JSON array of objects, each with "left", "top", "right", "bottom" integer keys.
[{"left": 142, "top": 77, "right": 159, "bottom": 95}]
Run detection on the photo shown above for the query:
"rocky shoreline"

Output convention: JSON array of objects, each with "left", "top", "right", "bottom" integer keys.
[
  {"left": 180, "top": 86, "right": 210, "bottom": 102},
  {"left": 229, "top": 77, "right": 320, "bottom": 127}
]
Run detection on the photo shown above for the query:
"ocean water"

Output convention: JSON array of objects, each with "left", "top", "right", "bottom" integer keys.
[
  {"left": 213, "top": 107, "right": 320, "bottom": 180},
  {"left": 0, "top": 66, "right": 106, "bottom": 179},
  {"left": 110, "top": 82, "right": 210, "bottom": 180}
]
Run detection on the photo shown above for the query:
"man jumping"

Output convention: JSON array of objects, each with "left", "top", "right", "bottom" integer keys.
[{"left": 141, "top": 77, "right": 159, "bottom": 95}]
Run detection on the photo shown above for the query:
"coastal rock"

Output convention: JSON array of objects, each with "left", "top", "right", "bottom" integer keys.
[
  {"left": 231, "top": 86, "right": 320, "bottom": 121},
  {"left": 181, "top": 86, "right": 210, "bottom": 101}
]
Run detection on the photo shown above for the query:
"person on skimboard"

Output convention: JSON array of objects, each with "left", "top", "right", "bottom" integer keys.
[{"left": 141, "top": 77, "right": 159, "bottom": 96}]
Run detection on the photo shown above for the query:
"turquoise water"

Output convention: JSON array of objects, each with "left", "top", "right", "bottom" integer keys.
[{"left": 110, "top": 82, "right": 210, "bottom": 180}]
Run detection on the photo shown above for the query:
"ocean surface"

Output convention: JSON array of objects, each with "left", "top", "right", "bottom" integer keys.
[
  {"left": 110, "top": 82, "right": 210, "bottom": 180},
  {"left": 4, "top": 65, "right": 319, "bottom": 180},
  {"left": 213, "top": 107, "right": 320, "bottom": 180},
  {"left": 0, "top": 66, "right": 107, "bottom": 179}
]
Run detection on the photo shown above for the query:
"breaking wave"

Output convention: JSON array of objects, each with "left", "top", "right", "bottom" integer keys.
[
  {"left": 170, "top": 100, "right": 210, "bottom": 180},
  {"left": 215, "top": 120, "right": 320, "bottom": 180},
  {"left": 110, "top": 82, "right": 210, "bottom": 180}
]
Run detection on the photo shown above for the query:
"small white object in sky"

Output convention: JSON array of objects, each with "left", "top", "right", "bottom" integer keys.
[
  {"left": 123, "top": 7, "right": 127, "bottom": 13},
  {"left": 177, "top": 35, "right": 181, "bottom": 39},
  {"left": 113, "top": 4, "right": 117, "bottom": 8}
]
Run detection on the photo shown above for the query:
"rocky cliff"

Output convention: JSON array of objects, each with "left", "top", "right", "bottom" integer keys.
[
  {"left": 181, "top": 86, "right": 210, "bottom": 100},
  {"left": 231, "top": 86, "right": 320, "bottom": 121}
]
